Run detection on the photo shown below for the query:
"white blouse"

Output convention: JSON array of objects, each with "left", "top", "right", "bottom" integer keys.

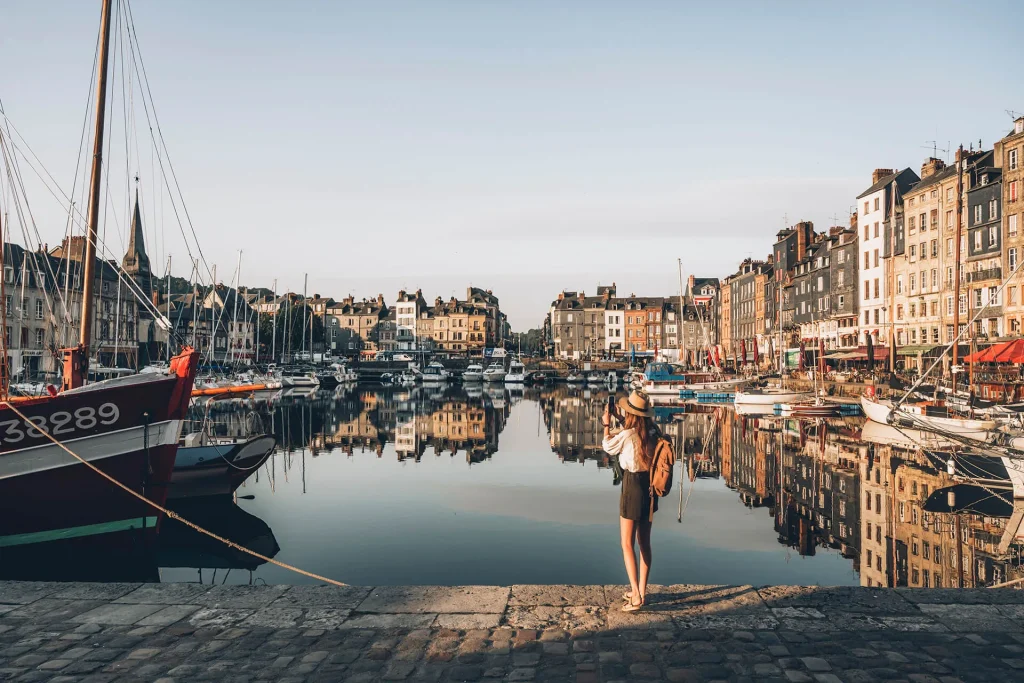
[{"left": 602, "top": 428, "right": 646, "bottom": 473}]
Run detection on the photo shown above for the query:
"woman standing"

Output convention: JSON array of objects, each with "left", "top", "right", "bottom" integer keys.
[{"left": 602, "top": 390, "right": 658, "bottom": 612}]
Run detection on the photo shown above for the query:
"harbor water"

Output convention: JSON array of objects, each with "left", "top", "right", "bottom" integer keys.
[{"left": 6, "top": 384, "right": 1022, "bottom": 588}]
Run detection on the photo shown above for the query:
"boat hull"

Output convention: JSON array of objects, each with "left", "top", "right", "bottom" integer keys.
[
  {"left": 735, "top": 390, "right": 811, "bottom": 406},
  {"left": 170, "top": 435, "right": 276, "bottom": 499},
  {"left": 860, "top": 396, "right": 996, "bottom": 440}
]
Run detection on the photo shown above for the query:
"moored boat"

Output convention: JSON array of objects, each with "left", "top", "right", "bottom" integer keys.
[
  {"left": 735, "top": 388, "right": 811, "bottom": 406},
  {"left": 482, "top": 363, "right": 506, "bottom": 383},
  {"left": 860, "top": 395, "right": 997, "bottom": 440},
  {"left": 505, "top": 358, "right": 526, "bottom": 384},
  {"left": 170, "top": 434, "right": 276, "bottom": 499},
  {"left": 642, "top": 362, "right": 750, "bottom": 396},
  {"left": 462, "top": 364, "right": 484, "bottom": 382}
]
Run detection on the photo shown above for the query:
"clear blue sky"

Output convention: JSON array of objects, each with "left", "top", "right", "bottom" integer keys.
[{"left": 1, "top": 0, "right": 1019, "bottom": 330}]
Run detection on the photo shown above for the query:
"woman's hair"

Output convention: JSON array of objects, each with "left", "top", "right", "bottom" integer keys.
[{"left": 623, "top": 412, "right": 653, "bottom": 470}]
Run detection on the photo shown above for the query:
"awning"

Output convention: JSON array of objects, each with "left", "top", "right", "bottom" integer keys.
[
  {"left": 966, "top": 339, "right": 1024, "bottom": 363},
  {"left": 896, "top": 345, "right": 939, "bottom": 356},
  {"left": 825, "top": 351, "right": 860, "bottom": 360}
]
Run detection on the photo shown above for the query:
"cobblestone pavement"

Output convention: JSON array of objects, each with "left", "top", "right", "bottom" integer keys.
[{"left": 2, "top": 581, "right": 1024, "bottom": 682}]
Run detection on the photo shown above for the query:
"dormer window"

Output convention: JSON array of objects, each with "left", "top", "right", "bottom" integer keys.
[
  {"left": 1016, "top": 119, "right": 1024, "bottom": 135},
  {"left": 981, "top": 174, "right": 988, "bottom": 185}
]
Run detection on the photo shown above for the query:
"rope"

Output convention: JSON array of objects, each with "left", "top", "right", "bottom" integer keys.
[{"left": 1, "top": 400, "right": 346, "bottom": 587}]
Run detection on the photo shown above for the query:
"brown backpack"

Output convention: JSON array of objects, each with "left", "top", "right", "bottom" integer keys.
[{"left": 648, "top": 433, "right": 675, "bottom": 497}]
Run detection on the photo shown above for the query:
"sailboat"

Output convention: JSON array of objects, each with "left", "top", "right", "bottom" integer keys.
[{"left": 0, "top": 0, "right": 199, "bottom": 553}]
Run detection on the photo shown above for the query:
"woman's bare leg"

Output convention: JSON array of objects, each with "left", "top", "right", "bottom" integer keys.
[
  {"left": 637, "top": 520, "right": 653, "bottom": 601},
  {"left": 619, "top": 517, "right": 641, "bottom": 605}
]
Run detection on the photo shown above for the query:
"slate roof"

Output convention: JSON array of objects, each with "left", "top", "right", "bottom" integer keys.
[{"left": 857, "top": 167, "right": 920, "bottom": 199}]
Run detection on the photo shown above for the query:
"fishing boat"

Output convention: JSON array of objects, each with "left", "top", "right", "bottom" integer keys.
[
  {"left": 462, "top": 364, "right": 484, "bottom": 382},
  {"left": 169, "top": 434, "right": 276, "bottom": 499},
  {"left": 0, "top": 0, "right": 202, "bottom": 553},
  {"left": 482, "top": 363, "right": 506, "bottom": 383},
  {"left": 642, "top": 362, "right": 750, "bottom": 396},
  {"left": 505, "top": 357, "right": 526, "bottom": 384},
  {"left": 860, "top": 395, "right": 997, "bottom": 440},
  {"left": 421, "top": 362, "right": 450, "bottom": 385},
  {"left": 734, "top": 388, "right": 811, "bottom": 406}
]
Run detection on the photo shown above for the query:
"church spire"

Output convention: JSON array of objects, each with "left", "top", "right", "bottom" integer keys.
[{"left": 122, "top": 187, "right": 153, "bottom": 317}]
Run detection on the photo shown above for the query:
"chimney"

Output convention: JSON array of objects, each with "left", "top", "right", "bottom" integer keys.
[
  {"left": 688, "top": 274, "right": 695, "bottom": 292},
  {"left": 578, "top": 291, "right": 585, "bottom": 302},
  {"left": 398, "top": 289, "right": 406, "bottom": 300},
  {"left": 435, "top": 296, "right": 442, "bottom": 306},
  {"left": 872, "top": 168, "right": 895, "bottom": 185},
  {"left": 557, "top": 292, "right": 565, "bottom": 301},
  {"left": 850, "top": 211, "right": 858, "bottom": 231},
  {"left": 795, "top": 221, "right": 812, "bottom": 261},
  {"left": 921, "top": 157, "right": 946, "bottom": 179},
  {"left": 377, "top": 293, "right": 384, "bottom": 305}
]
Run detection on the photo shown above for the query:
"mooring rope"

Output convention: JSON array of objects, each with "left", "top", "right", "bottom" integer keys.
[{"left": 2, "top": 401, "right": 347, "bottom": 587}]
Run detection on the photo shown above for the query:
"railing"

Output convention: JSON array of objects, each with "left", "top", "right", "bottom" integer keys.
[{"left": 967, "top": 267, "right": 1002, "bottom": 283}]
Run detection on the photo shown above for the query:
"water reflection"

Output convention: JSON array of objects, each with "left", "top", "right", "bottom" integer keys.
[{"left": 7, "top": 385, "right": 1022, "bottom": 587}]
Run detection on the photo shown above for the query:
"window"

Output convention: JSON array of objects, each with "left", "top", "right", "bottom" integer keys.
[
  {"left": 874, "top": 222, "right": 879, "bottom": 238},
  {"left": 874, "top": 198, "right": 880, "bottom": 211},
  {"left": 931, "top": 209, "right": 938, "bottom": 227},
  {"left": 1011, "top": 149, "right": 1019, "bottom": 171},
  {"left": 864, "top": 201, "right": 869, "bottom": 215},
  {"left": 873, "top": 279, "right": 880, "bottom": 299},
  {"left": 864, "top": 251, "right": 870, "bottom": 269},
  {"left": 975, "top": 288, "right": 983, "bottom": 308},
  {"left": 946, "top": 210, "right": 953, "bottom": 228},
  {"left": 35, "top": 329, "right": 43, "bottom": 347},
  {"left": 1011, "top": 248, "right": 1018, "bottom": 271},
  {"left": 910, "top": 244, "right": 917, "bottom": 259},
  {"left": 919, "top": 213, "right": 926, "bottom": 231},
  {"left": 874, "top": 308, "right": 880, "bottom": 324},
  {"left": 932, "top": 327, "right": 939, "bottom": 343},
  {"left": 874, "top": 249, "right": 879, "bottom": 268},
  {"left": 1012, "top": 181, "right": 1019, "bottom": 203},
  {"left": 837, "top": 271, "right": 844, "bottom": 287},
  {"left": 931, "top": 269, "right": 938, "bottom": 289},
  {"left": 910, "top": 303, "right": 916, "bottom": 318},
  {"left": 1012, "top": 214, "right": 1019, "bottom": 237},
  {"left": 1010, "top": 287, "right": 1018, "bottom": 306},
  {"left": 975, "top": 231, "right": 982, "bottom": 250},
  {"left": 990, "top": 199, "right": 998, "bottom": 219},
  {"left": 959, "top": 293, "right": 967, "bottom": 314},
  {"left": 897, "top": 304, "right": 904, "bottom": 320},
  {"left": 838, "top": 294, "right": 844, "bottom": 308},
  {"left": 931, "top": 240, "right": 938, "bottom": 257},
  {"left": 989, "top": 286, "right": 999, "bottom": 306},
  {"left": 930, "top": 301, "right": 938, "bottom": 317},
  {"left": 34, "top": 300, "right": 43, "bottom": 320},
  {"left": 946, "top": 296, "right": 953, "bottom": 315},
  {"left": 974, "top": 205, "right": 982, "bottom": 223},
  {"left": 865, "top": 281, "right": 870, "bottom": 300},
  {"left": 909, "top": 216, "right": 916, "bottom": 232},
  {"left": 920, "top": 270, "right": 926, "bottom": 292},
  {"left": 989, "top": 225, "right": 998, "bottom": 246},
  {"left": 909, "top": 273, "right": 916, "bottom": 292}
]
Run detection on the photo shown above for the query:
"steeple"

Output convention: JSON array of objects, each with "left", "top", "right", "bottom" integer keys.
[{"left": 122, "top": 188, "right": 153, "bottom": 318}]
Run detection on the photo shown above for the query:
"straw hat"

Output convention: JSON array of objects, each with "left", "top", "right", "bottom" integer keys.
[{"left": 617, "top": 390, "right": 655, "bottom": 418}]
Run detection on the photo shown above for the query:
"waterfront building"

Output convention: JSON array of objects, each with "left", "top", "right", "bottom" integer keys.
[
  {"left": 550, "top": 290, "right": 610, "bottom": 360},
  {"left": 466, "top": 287, "right": 501, "bottom": 347},
  {"left": 793, "top": 235, "right": 833, "bottom": 347},
  {"left": 377, "top": 308, "right": 398, "bottom": 351},
  {"left": 416, "top": 308, "right": 435, "bottom": 352},
  {"left": 966, "top": 155, "right": 1003, "bottom": 340},
  {"left": 326, "top": 294, "right": 388, "bottom": 356},
  {"left": 773, "top": 222, "right": 816, "bottom": 348},
  {"left": 892, "top": 159, "right": 953, "bottom": 362},
  {"left": 622, "top": 296, "right": 664, "bottom": 356},
  {"left": 828, "top": 224, "right": 860, "bottom": 349},
  {"left": 727, "top": 259, "right": 769, "bottom": 362},
  {"left": 662, "top": 300, "right": 680, "bottom": 361},
  {"left": 999, "top": 118, "right": 1024, "bottom": 335},
  {"left": 395, "top": 289, "right": 427, "bottom": 351},
  {"left": 683, "top": 275, "right": 720, "bottom": 347},
  {"left": 200, "top": 285, "right": 257, "bottom": 363},
  {"left": 719, "top": 276, "right": 732, "bottom": 357},
  {"left": 604, "top": 299, "right": 624, "bottom": 356},
  {"left": 856, "top": 168, "right": 920, "bottom": 345}
]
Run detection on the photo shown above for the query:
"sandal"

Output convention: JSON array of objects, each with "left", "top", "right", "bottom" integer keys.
[{"left": 621, "top": 597, "right": 644, "bottom": 612}]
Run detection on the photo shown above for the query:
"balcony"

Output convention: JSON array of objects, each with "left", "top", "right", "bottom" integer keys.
[{"left": 967, "top": 267, "right": 1002, "bottom": 283}]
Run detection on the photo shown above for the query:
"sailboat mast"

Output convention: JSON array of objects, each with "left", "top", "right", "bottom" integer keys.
[
  {"left": 270, "top": 278, "right": 277, "bottom": 362},
  {"left": 165, "top": 254, "right": 171, "bottom": 362},
  {"left": 230, "top": 250, "right": 241, "bottom": 365},
  {"left": 300, "top": 274, "right": 307, "bottom": 361},
  {"left": 677, "top": 259, "right": 686, "bottom": 367},
  {"left": 952, "top": 144, "right": 964, "bottom": 371},
  {"left": 888, "top": 180, "right": 897, "bottom": 374},
  {"left": 0, "top": 210, "right": 8, "bottom": 398},
  {"left": 78, "top": 0, "right": 114, "bottom": 368}
]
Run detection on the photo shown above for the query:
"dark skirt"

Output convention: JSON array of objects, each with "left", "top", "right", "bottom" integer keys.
[{"left": 620, "top": 470, "right": 657, "bottom": 521}]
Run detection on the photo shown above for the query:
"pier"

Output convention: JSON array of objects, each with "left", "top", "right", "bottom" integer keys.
[{"left": 1, "top": 581, "right": 1021, "bottom": 681}]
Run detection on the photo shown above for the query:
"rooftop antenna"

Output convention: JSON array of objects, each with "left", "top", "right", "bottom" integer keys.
[{"left": 921, "top": 140, "right": 949, "bottom": 159}]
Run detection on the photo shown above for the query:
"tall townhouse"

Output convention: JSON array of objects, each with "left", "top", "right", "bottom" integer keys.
[
  {"left": 828, "top": 224, "right": 859, "bottom": 349},
  {"left": 793, "top": 237, "right": 833, "bottom": 347},
  {"left": 773, "top": 221, "right": 816, "bottom": 347},
  {"left": 718, "top": 276, "right": 732, "bottom": 356},
  {"left": 604, "top": 300, "right": 624, "bottom": 356},
  {"left": 856, "top": 168, "right": 920, "bottom": 345},
  {"left": 998, "top": 118, "right": 1024, "bottom": 335},
  {"left": 965, "top": 155, "right": 1002, "bottom": 340},
  {"left": 395, "top": 289, "right": 427, "bottom": 351},
  {"left": 893, "top": 159, "right": 952, "bottom": 359},
  {"left": 684, "top": 276, "right": 720, "bottom": 348}
]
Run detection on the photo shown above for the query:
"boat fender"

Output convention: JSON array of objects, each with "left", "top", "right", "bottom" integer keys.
[{"left": 866, "top": 385, "right": 875, "bottom": 398}]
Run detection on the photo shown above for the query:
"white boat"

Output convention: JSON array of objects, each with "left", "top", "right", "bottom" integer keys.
[
  {"left": 330, "top": 363, "right": 359, "bottom": 383},
  {"left": 482, "top": 362, "right": 506, "bottom": 383},
  {"left": 462, "top": 364, "right": 484, "bottom": 382},
  {"left": 860, "top": 395, "right": 997, "bottom": 441},
  {"left": 421, "top": 362, "right": 450, "bottom": 385},
  {"left": 505, "top": 358, "right": 526, "bottom": 384},
  {"left": 735, "top": 388, "right": 811, "bottom": 406},
  {"left": 281, "top": 369, "right": 320, "bottom": 388},
  {"left": 397, "top": 370, "right": 418, "bottom": 387},
  {"left": 606, "top": 371, "right": 620, "bottom": 386},
  {"left": 565, "top": 372, "right": 584, "bottom": 384},
  {"left": 586, "top": 372, "right": 605, "bottom": 384},
  {"left": 379, "top": 372, "right": 396, "bottom": 386}
]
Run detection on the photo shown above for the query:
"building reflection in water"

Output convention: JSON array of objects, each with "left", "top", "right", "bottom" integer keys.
[{"left": 189, "top": 386, "right": 1024, "bottom": 589}]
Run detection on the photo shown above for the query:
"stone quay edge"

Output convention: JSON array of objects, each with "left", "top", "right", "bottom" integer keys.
[{"left": 2, "top": 581, "right": 1024, "bottom": 681}]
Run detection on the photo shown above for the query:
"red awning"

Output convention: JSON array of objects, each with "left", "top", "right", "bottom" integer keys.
[
  {"left": 965, "top": 338, "right": 1024, "bottom": 363},
  {"left": 844, "top": 345, "right": 890, "bottom": 360}
]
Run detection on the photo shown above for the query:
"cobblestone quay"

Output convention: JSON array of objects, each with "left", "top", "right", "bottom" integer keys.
[{"left": 2, "top": 581, "right": 1023, "bottom": 682}]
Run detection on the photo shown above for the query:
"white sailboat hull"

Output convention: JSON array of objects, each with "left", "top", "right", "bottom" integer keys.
[
  {"left": 735, "top": 389, "right": 811, "bottom": 406},
  {"left": 860, "top": 396, "right": 996, "bottom": 440}
]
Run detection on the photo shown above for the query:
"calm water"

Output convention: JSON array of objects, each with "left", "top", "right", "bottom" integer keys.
[{"left": 10, "top": 384, "right": 1022, "bottom": 588}]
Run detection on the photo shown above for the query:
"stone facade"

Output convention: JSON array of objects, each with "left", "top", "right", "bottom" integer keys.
[{"left": 1000, "top": 118, "right": 1024, "bottom": 335}]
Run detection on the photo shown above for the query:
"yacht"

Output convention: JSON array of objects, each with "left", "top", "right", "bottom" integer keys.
[
  {"left": 482, "top": 362, "right": 507, "bottom": 383},
  {"left": 280, "top": 369, "right": 320, "bottom": 388},
  {"left": 860, "top": 395, "right": 997, "bottom": 441},
  {"left": 421, "top": 362, "right": 450, "bottom": 385},
  {"left": 735, "top": 388, "right": 811, "bottom": 406},
  {"left": 462, "top": 364, "right": 484, "bottom": 382},
  {"left": 505, "top": 358, "right": 526, "bottom": 384},
  {"left": 642, "top": 362, "right": 749, "bottom": 396},
  {"left": 586, "top": 372, "right": 605, "bottom": 385}
]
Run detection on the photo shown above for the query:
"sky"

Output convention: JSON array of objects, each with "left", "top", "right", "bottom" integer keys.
[{"left": 0, "top": 0, "right": 1021, "bottom": 331}]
